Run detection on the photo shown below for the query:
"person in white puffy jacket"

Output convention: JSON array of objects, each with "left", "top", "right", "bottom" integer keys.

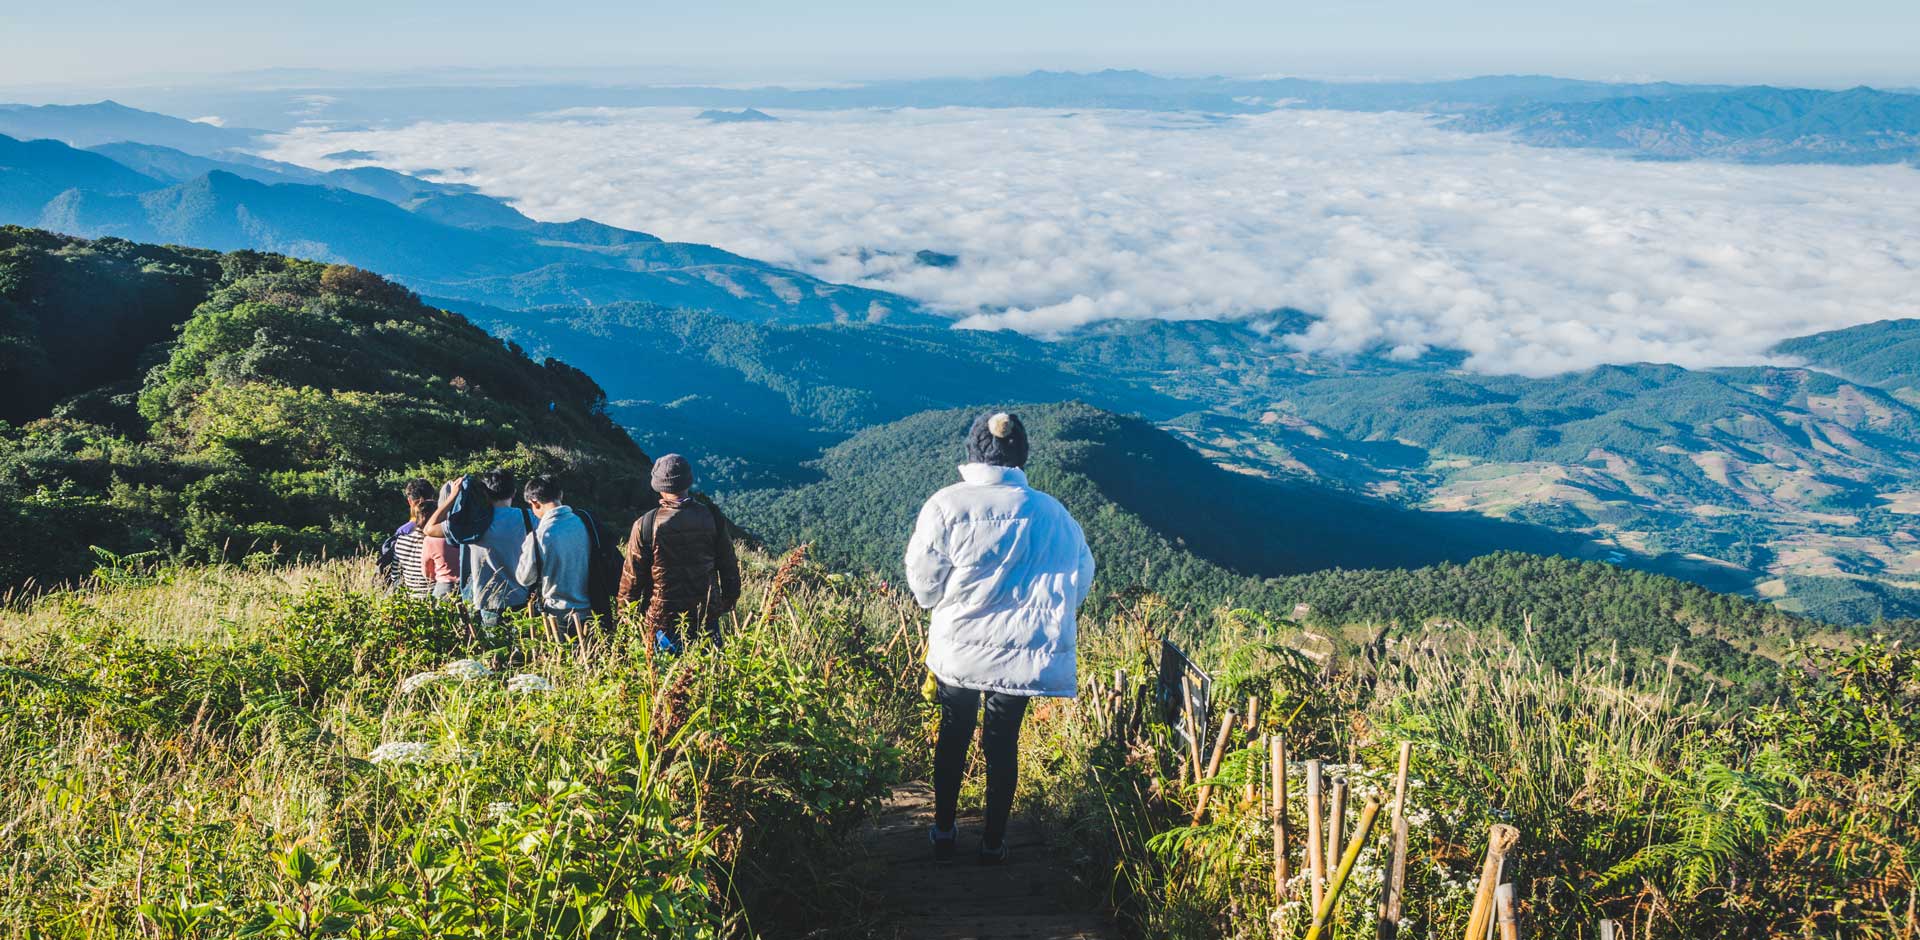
[{"left": 906, "top": 411, "right": 1096, "bottom": 865}]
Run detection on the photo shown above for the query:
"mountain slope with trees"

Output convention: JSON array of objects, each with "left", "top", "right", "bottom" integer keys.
[
  {"left": 730, "top": 402, "right": 1884, "bottom": 684},
  {"left": 0, "top": 227, "right": 653, "bottom": 589}
]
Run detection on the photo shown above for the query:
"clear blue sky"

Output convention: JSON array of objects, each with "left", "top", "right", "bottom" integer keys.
[{"left": 4, "top": 0, "right": 1917, "bottom": 90}]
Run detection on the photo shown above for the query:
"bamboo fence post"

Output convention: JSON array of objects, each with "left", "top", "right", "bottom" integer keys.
[
  {"left": 1495, "top": 884, "right": 1519, "bottom": 940},
  {"left": 1181, "top": 677, "right": 1205, "bottom": 784},
  {"left": 1598, "top": 920, "right": 1619, "bottom": 940},
  {"left": 1303, "top": 798, "right": 1383, "bottom": 940},
  {"left": 1306, "top": 760, "right": 1327, "bottom": 914},
  {"left": 1272, "top": 735, "right": 1290, "bottom": 900},
  {"left": 1192, "top": 709, "right": 1238, "bottom": 824},
  {"left": 1329, "top": 776, "right": 1349, "bottom": 875},
  {"left": 1246, "top": 733, "right": 1264, "bottom": 806},
  {"left": 1241, "top": 696, "right": 1262, "bottom": 807},
  {"left": 1462, "top": 825, "right": 1521, "bottom": 940},
  {"left": 1378, "top": 741, "right": 1413, "bottom": 940}
]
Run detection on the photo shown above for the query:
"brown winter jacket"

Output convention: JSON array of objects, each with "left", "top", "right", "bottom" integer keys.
[{"left": 616, "top": 493, "right": 742, "bottom": 642}]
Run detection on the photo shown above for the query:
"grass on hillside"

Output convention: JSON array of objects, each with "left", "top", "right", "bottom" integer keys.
[
  {"left": 0, "top": 548, "right": 925, "bottom": 939},
  {"left": 2, "top": 548, "right": 1914, "bottom": 939},
  {"left": 1022, "top": 603, "right": 1919, "bottom": 939}
]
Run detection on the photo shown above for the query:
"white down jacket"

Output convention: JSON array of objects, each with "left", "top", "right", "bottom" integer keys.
[{"left": 906, "top": 463, "right": 1096, "bottom": 697}]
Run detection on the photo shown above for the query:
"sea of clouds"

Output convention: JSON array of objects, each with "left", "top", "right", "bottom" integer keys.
[{"left": 262, "top": 107, "right": 1920, "bottom": 376}]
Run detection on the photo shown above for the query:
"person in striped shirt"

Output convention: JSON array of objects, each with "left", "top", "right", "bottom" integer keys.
[{"left": 393, "top": 489, "right": 435, "bottom": 597}]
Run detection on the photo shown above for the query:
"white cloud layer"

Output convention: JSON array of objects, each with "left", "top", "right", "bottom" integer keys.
[{"left": 262, "top": 108, "right": 1920, "bottom": 376}]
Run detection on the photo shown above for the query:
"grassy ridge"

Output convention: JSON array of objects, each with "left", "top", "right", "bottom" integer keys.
[
  {"left": 0, "top": 550, "right": 922, "bottom": 937},
  {"left": 3, "top": 550, "right": 1912, "bottom": 938}
]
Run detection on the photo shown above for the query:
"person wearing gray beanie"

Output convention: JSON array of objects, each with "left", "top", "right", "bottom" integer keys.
[
  {"left": 619, "top": 453, "right": 741, "bottom": 653},
  {"left": 907, "top": 409, "right": 1094, "bottom": 865},
  {"left": 650, "top": 453, "right": 694, "bottom": 494}
]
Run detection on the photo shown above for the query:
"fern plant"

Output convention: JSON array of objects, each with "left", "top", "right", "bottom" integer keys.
[{"left": 1601, "top": 753, "right": 1800, "bottom": 899}]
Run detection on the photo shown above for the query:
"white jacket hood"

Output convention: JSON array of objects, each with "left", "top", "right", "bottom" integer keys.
[{"left": 905, "top": 463, "right": 1096, "bottom": 697}]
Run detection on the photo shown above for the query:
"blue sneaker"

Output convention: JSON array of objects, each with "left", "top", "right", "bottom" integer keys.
[{"left": 929, "top": 825, "right": 958, "bottom": 863}]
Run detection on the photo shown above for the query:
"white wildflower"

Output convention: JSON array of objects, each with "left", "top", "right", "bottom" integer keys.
[
  {"left": 399, "top": 672, "right": 441, "bottom": 694},
  {"left": 517, "top": 831, "right": 544, "bottom": 854},
  {"left": 368, "top": 741, "right": 431, "bottom": 765},
  {"left": 442, "top": 658, "right": 492, "bottom": 681},
  {"left": 506, "top": 673, "right": 554, "bottom": 694},
  {"left": 486, "top": 801, "right": 516, "bottom": 822}
]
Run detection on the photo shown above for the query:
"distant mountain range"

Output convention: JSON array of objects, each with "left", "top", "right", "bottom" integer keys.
[
  {"left": 1453, "top": 86, "right": 1920, "bottom": 164},
  {"left": 0, "top": 129, "right": 928, "bottom": 324},
  {"left": 0, "top": 100, "right": 261, "bottom": 153},
  {"left": 74, "top": 71, "right": 1739, "bottom": 130},
  {"left": 698, "top": 108, "right": 778, "bottom": 123},
  {"left": 32, "top": 72, "right": 1915, "bottom": 167}
]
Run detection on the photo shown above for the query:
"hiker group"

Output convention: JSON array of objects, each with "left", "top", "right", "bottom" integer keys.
[
  {"left": 378, "top": 412, "right": 1096, "bottom": 866},
  {"left": 379, "top": 453, "right": 740, "bottom": 654}
]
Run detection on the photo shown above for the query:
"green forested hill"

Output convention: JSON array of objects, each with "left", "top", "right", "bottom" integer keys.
[
  {"left": 735, "top": 402, "right": 1597, "bottom": 588},
  {"left": 729, "top": 401, "right": 1881, "bottom": 682},
  {"left": 0, "top": 227, "right": 653, "bottom": 588},
  {"left": 471, "top": 301, "right": 1188, "bottom": 488},
  {"left": 1776, "top": 318, "right": 1920, "bottom": 398}
]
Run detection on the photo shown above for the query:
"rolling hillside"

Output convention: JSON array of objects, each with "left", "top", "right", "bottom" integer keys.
[
  {"left": 0, "top": 227, "right": 654, "bottom": 588},
  {"left": 470, "top": 296, "right": 1920, "bottom": 622},
  {"left": 732, "top": 401, "right": 1602, "bottom": 589},
  {"left": 1777, "top": 318, "right": 1920, "bottom": 399},
  {"left": 728, "top": 401, "right": 1881, "bottom": 680}
]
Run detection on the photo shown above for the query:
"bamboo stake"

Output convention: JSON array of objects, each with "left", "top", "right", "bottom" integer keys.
[
  {"left": 1378, "top": 741, "right": 1413, "bottom": 940},
  {"left": 1181, "top": 676, "right": 1205, "bottom": 783},
  {"left": 1192, "top": 709, "right": 1238, "bottom": 824},
  {"left": 1245, "top": 695, "right": 1261, "bottom": 732},
  {"left": 1302, "top": 798, "right": 1383, "bottom": 940},
  {"left": 1245, "top": 733, "right": 1263, "bottom": 806},
  {"left": 1305, "top": 760, "right": 1326, "bottom": 913},
  {"left": 1462, "top": 825, "right": 1521, "bottom": 940},
  {"left": 1329, "top": 776, "right": 1349, "bottom": 875},
  {"left": 1271, "top": 735, "right": 1290, "bottom": 900},
  {"left": 1495, "top": 884, "right": 1519, "bottom": 940},
  {"left": 1598, "top": 920, "right": 1619, "bottom": 940}
]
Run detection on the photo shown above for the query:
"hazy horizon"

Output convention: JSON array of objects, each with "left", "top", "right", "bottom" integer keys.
[{"left": 5, "top": 0, "right": 1920, "bottom": 94}]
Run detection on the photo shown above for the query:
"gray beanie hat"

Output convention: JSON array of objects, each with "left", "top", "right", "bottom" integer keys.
[
  {"left": 966, "top": 411, "right": 1029, "bottom": 468},
  {"left": 650, "top": 453, "right": 693, "bottom": 494}
]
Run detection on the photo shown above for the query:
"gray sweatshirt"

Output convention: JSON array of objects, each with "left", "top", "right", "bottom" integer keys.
[{"left": 515, "top": 505, "right": 592, "bottom": 611}]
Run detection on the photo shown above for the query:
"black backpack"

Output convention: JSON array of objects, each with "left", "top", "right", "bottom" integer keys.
[
  {"left": 577, "top": 509, "right": 620, "bottom": 625},
  {"left": 375, "top": 532, "right": 401, "bottom": 586}
]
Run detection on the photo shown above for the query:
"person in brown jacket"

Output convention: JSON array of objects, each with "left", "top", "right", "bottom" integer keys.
[{"left": 617, "top": 453, "right": 742, "bottom": 652}]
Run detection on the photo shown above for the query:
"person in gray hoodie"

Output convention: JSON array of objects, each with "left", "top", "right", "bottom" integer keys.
[{"left": 514, "top": 474, "right": 593, "bottom": 643}]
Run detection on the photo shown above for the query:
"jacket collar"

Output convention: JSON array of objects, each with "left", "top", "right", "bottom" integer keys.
[
  {"left": 959, "top": 463, "right": 1028, "bottom": 487},
  {"left": 536, "top": 504, "right": 575, "bottom": 530}
]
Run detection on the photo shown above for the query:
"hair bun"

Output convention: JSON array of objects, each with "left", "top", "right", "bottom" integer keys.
[{"left": 988, "top": 413, "right": 1015, "bottom": 439}]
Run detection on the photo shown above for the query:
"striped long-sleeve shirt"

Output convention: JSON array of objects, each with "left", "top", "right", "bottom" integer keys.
[{"left": 394, "top": 525, "right": 432, "bottom": 596}]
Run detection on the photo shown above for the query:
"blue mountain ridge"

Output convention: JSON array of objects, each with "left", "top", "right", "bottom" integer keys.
[{"left": 0, "top": 131, "right": 932, "bottom": 325}]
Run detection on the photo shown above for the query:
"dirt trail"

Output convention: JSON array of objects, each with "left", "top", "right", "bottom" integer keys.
[{"left": 855, "top": 782, "right": 1118, "bottom": 940}]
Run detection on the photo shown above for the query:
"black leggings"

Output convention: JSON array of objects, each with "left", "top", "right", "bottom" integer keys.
[{"left": 933, "top": 681, "right": 1030, "bottom": 851}]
